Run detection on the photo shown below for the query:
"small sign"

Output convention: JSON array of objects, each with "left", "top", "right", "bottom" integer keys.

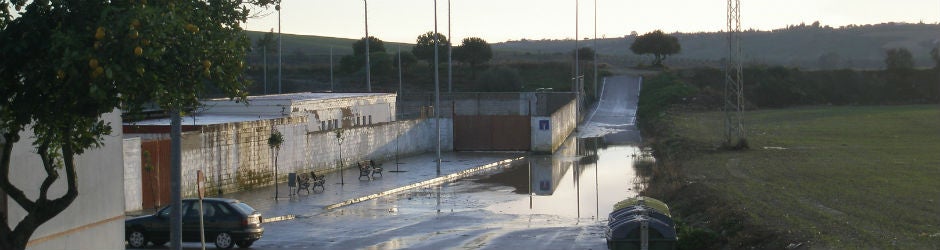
[{"left": 539, "top": 120, "right": 550, "bottom": 130}]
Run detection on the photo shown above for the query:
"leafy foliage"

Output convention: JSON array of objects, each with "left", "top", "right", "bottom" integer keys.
[
  {"left": 476, "top": 67, "right": 522, "bottom": 92},
  {"left": 454, "top": 37, "right": 493, "bottom": 68},
  {"left": 412, "top": 31, "right": 449, "bottom": 63},
  {"left": 0, "top": 0, "right": 277, "bottom": 249},
  {"left": 630, "top": 30, "right": 680, "bottom": 66}
]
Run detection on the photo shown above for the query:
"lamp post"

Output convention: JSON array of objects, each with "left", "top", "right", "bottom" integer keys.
[
  {"left": 277, "top": 4, "right": 282, "bottom": 94},
  {"left": 364, "top": 0, "right": 372, "bottom": 92},
  {"left": 434, "top": 0, "right": 442, "bottom": 175},
  {"left": 593, "top": 0, "right": 598, "bottom": 100},
  {"left": 447, "top": 0, "right": 453, "bottom": 93}
]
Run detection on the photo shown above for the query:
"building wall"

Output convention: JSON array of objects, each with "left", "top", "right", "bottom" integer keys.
[
  {"left": 167, "top": 117, "right": 453, "bottom": 197},
  {"left": 6, "top": 111, "right": 125, "bottom": 250},
  {"left": 123, "top": 137, "right": 142, "bottom": 212},
  {"left": 550, "top": 100, "right": 578, "bottom": 153}
]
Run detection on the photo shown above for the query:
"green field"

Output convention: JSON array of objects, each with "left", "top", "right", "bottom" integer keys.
[{"left": 669, "top": 105, "right": 940, "bottom": 248}]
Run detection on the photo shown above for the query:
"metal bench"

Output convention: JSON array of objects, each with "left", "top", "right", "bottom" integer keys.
[{"left": 358, "top": 160, "right": 383, "bottom": 180}]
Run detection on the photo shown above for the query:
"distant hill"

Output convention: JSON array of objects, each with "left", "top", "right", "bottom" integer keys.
[
  {"left": 246, "top": 22, "right": 940, "bottom": 70},
  {"left": 493, "top": 22, "right": 940, "bottom": 70}
]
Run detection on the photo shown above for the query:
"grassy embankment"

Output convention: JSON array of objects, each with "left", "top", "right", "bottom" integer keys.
[{"left": 647, "top": 104, "right": 940, "bottom": 248}]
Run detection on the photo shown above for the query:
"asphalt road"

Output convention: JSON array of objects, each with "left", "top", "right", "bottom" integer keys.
[{"left": 129, "top": 75, "right": 643, "bottom": 250}]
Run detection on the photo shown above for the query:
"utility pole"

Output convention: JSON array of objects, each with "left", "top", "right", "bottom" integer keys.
[
  {"left": 724, "top": 0, "right": 747, "bottom": 149},
  {"left": 593, "top": 0, "right": 598, "bottom": 100},
  {"left": 330, "top": 47, "right": 334, "bottom": 92},
  {"left": 277, "top": 4, "right": 282, "bottom": 94},
  {"left": 448, "top": 0, "right": 453, "bottom": 93},
  {"left": 169, "top": 111, "right": 182, "bottom": 250},
  {"left": 434, "top": 0, "right": 442, "bottom": 175},
  {"left": 364, "top": 0, "right": 372, "bottom": 92}
]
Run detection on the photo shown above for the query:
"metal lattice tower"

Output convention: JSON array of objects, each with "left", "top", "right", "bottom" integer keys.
[{"left": 724, "top": 0, "right": 747, "bottom": 148}]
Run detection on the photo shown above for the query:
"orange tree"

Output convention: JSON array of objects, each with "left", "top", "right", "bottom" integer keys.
[{"left": 0, "top": 0, "right": 277, "bottom": 249}]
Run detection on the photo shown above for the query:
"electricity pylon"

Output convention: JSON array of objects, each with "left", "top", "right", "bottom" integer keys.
[{"left": 724, "top": 0, "right": 747, "bottom": 149}]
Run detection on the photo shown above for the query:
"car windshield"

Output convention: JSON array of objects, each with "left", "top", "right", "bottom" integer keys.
[{"left": 232, "top": 202, "right": 256, "bottom": 215}]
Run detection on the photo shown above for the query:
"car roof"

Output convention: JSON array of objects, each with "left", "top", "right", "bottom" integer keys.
[{"left": 182, "top": 198, "right": 241, "bottom": 204}]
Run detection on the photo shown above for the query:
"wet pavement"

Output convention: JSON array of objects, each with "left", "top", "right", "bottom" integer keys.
[{"left": 127, "top": 75, "right": 645, "bottom": 250}]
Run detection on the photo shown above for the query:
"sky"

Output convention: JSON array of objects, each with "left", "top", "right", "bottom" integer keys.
[{"left": 244, "top": 0, "right": 939, "bottom": 44}]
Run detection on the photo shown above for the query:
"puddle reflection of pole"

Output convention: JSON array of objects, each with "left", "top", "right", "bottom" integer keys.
[
  {"left": 595, "top": 139, "right": 599, "bottom": 220},
  {"left": 576, "top": 159, "right": 580, "bottom": 219},
  {"left": 529, "top": 159, "right": 533, "bottom": 209}
]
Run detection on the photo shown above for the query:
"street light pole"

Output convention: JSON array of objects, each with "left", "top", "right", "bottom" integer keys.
[
  {"left": 277, "top": 4, "right": 282, "bottom": 94},
  {"left": 447, "top": 0, "right": 453, "bottom": 93},
  {"left": 364, "top": 0, "right": 372, "bottom": 92},
  {"left": 593, "top": 0, "right": 598, "bottom": 100},
  {"left": 434, "top": 0, "right": 442, "bottom": 175}
]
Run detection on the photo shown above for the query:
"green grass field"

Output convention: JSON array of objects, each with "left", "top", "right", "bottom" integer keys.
[{"left": 672, "top": 105, "right": 940, "bottom": 248}]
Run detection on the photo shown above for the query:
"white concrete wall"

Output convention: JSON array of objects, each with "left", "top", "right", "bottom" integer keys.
[
  {"left": 530, "top": 116, "right": 553, "bottom": 152},
  {"left": 550, "top": 100, "right": 578, "bottom": 153},
  {"left": 6, "top": 110, "right": 125, "bottom": 250},
  {"left": 172, "top": 117, "right": 453, "bottom": 197},
  {"left": 123, "top": 137, "right": 142, "bottom": 212}
]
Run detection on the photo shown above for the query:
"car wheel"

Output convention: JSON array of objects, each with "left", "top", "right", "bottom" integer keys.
[
  {"left": 214, "top": 232, "right": 234, "bottom": 249},
  {"left": 236, "top": 240, "right": 255, "bottom": 248},
  {"left": 127, "top": 229, "right": 148, "bottom": 248}
]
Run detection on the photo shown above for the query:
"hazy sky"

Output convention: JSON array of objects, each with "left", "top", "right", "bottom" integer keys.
[{"left": 244, "top": 0, "right": 939, "bottom": 44}]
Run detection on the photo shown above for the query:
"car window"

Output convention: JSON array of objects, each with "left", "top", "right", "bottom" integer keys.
[
  {"left": 182, "top": 201, "right": 196, "bottom": 218},
  {"left": 158, "top": 206, "right": 171, "bottom": 217},
  {"left": 214, "top": 202, "right": 234, "bottom": 217},
  {"left": 232, "top": 202, "right": 256, "bottom": 215}
]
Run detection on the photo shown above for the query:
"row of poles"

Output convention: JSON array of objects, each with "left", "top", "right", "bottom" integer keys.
[{"left": 169, "top": 1, "right": 603, "bottom": 249}]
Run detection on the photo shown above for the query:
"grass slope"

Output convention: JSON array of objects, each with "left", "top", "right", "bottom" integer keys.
[{"left": 672, "top": 105, "right": 940, "bottom": 248}]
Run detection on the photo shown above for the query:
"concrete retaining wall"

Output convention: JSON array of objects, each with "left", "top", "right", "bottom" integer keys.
[{"left": 171, "top": 117, "right": 453, "bottom": 197}]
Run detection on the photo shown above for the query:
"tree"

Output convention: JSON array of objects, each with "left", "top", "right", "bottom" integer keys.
[
  {"left": 0, "top": 0, "right": 277, "bottom": 249},
  {"left": 884, "top": 48, "right": 915, "bottom": 100},
  {"left": 884, "top": 48, "right": 914, "bottom": 71},
  {"left": 629, "top": 30, "right": 681, "bottom": 67},
  {"left": 412, "top": 31, "right": 449, "bottom": 63},
  {"left": 256, "top": 29, "right": 277, "bottom": 94},
  {"left": 930, "top": 45, "right": 940, "bottom": 70},
  {"left": 453, "top": 37, "right": 493, "bottom": 77},
  {"left": 267, "top": 129, "right": 283, "bottom": 198},
  {"left": 340, "top": 36, "right": 391, "bottom": 77}
]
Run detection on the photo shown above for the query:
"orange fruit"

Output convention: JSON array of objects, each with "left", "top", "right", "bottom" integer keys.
[
  {"left": 134, "top": 46, "right": 143, "bottom": 56},
  {"left": 202, "top": 60, "right": 212, "bottom": 69},
  {"left": 129, "top": 30, "right": 139, "bottom": 39},
  {"left": 95, "top": 27, "right": 106, "bottom": 40},
  {"left": 89, "top": 59, "right": 99, "bottom": 69},
  {"left": 131, "top": 19, "right": 141, "bottom": 29}
]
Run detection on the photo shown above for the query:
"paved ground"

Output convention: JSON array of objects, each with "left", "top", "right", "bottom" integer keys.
[{"left": 127, "top": 75, "right": 644, "bottom": 250}]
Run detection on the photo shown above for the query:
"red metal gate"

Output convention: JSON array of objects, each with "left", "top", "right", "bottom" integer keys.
[
  {"left": 454, "top": 115, "right": 531, "bottom": 151},
  {"left": 140, "top": 139, "right": 171, "bottom": 210}
]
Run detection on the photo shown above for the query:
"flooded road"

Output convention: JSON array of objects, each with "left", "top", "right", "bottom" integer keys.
[{"left": 140, "top": 76, "right": 645, "bottom": 249}]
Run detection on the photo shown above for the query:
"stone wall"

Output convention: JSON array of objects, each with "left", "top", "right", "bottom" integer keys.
[{"left": 173, "top": 117, "right": 453, "bottom": 197}]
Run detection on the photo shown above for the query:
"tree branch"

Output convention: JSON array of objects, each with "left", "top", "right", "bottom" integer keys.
[
  {"left": 50, "top": 126, "right": 78, "bottom": 212},
  {"left": 0, "top": 132, "right": 36, "bottom": 213},
  {"left": 37, "top": 141, "right": 59, "bottom": 202}
]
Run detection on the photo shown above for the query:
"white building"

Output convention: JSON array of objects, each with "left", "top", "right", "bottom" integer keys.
[{"left": 3, "top": 111, "right": 125, "bottom": 250}]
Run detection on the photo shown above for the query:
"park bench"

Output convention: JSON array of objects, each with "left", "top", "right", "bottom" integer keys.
[
  {"left": 294, "top": 171, "right": 326, "bottom": 194},
  {"left": 357, "top": 160, "right": 383, "bottom": 180}
]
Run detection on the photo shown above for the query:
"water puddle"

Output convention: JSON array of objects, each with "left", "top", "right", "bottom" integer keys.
[{"left": 471, "top": 136, "right": 646, "bottom": 220}]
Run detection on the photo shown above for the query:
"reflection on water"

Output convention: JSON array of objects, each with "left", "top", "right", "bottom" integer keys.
[
  {"left": 474, "top": 136, "right": 643, "bottom": 220},
  {"left": 370, "top": 136, "right": 648, "bottom": 221}
]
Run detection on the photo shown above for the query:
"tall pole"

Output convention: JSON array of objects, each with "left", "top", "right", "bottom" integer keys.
[
  {"left": 169, "top": 111, "right": 182, "bottom": 250},
  {"left": 574, "top": 0, "right": 580, "bottom": 88},
  {"left": 277, "top": 4, "right": 282, "bottom": 94},
  {"left": 364, "top": 0, "right": 372, "bottom": 92},
  {"left": 398, "top": 46, "right": 403, "bottom": 95},
  {"left": 434, "top": 0, "right": 442, "bottom": 175},
  {"left": 447, "top": 0, "right": 453, "bottom": 93},
  {"left": 593, "top": 0, "right": 598, "bottom": 100},
  {"left": 330, "top": 47, "right": 334, "bottom": 92},
  {"left": 725, "top": 0, "right": 746, "bottom": 148}
]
